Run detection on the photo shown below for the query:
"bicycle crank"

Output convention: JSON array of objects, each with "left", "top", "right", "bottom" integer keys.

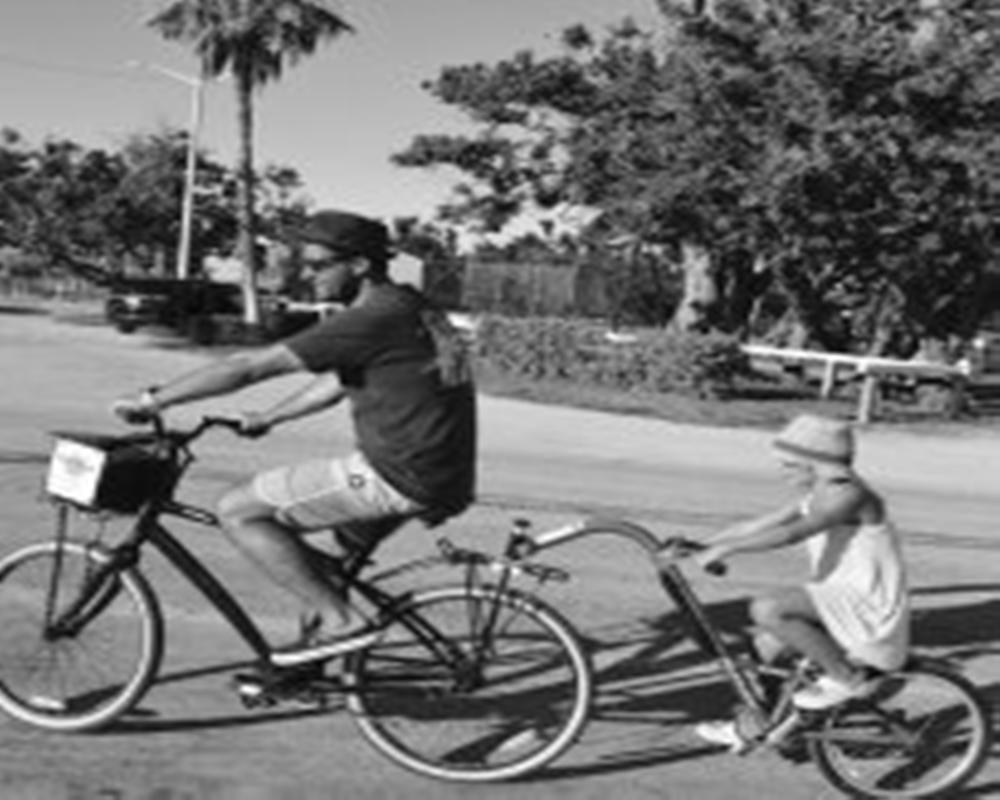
[{"left": 231, "top": 665, "right": 336, "bottom": 709}]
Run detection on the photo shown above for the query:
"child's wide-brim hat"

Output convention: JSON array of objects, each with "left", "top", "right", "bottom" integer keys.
[{"left": 773, "top": 414, "right": 855, "bottom": 467}]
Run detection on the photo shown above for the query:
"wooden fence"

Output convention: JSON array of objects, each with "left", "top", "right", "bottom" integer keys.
[{"left": 742, "top": 344, "right": 975, "bottom": 423}]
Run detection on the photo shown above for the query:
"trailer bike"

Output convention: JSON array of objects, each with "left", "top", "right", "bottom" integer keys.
[{"left": 509, "top": 515, "right": 991, "bottom": 799}]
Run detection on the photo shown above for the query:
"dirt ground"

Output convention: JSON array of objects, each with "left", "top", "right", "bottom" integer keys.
[{"left": 1, "top": 303, "right": 999, "bottom": 800}]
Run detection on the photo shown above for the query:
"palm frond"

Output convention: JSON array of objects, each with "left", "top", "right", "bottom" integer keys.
[{"left": 148, "top": 0, "right": 353, "bottom": 83}]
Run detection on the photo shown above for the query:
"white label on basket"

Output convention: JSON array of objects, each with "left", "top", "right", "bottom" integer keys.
[{"left": 46, "top": 439, "right": 107, "bottom": 506}]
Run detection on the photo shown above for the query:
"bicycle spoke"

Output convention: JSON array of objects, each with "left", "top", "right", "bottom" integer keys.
[
  {"left": 347, "top": 585, "right": 591, "bottom": 782},
  {"left": 0, "top": 542, "right": 162, "bottom": 730},
  {"left": 811, "top": 665, "right": 990, "bottom": 798}
]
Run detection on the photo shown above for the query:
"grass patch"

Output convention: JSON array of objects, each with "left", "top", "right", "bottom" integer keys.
[{"left": 475, "top": 363, "right": 990, "bottom": 431}]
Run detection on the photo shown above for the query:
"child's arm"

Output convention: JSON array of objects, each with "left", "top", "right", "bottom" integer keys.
[
  {"left": 703, "top": 502, "right": 802, "bottom": 546},
  {"left": 697, "top": 481, "right": 867, "bottom": 567}
]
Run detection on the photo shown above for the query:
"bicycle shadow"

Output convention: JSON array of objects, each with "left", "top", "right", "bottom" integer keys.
[
  {"left": 103, "top": 659, "right": 342, "bottom": 734},
  {"left": 538, "top": 584, "right": 1000, "bottom": 785},
  {"left": 910, "top": 583, "right": 1000, "bottom": 662},
  {"left": 965, "top": 676, "right": 1000, "bottom": 799},
  {"left": 98, "top": 583, "right": 1000, "bottom": 792}
]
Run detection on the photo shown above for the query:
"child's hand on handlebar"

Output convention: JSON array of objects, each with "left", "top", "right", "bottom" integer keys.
[
  {"left": 657, "top": 537, "right": 728, "bottom": 575},
  {"left": 656, "top": 537, "right": 704, "bottom": 565},
  {"left": 694, "top": 545, "right": 730, "bottom": 576}
]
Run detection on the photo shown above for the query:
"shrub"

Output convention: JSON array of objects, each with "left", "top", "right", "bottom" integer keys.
[
  {"left": 637, "top": 330, "right": 751, "bottom": 399},
  {"left": 474, "top": 315, "right": 749, "bottom": 398}
]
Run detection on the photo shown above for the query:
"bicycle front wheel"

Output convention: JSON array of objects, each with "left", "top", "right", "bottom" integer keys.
[
  {"left": 0, "top": 540, "right": 163, "bottom": 731},
  {"left": 810, "top": 661, "right": 992, "bottom": 799},
  {"left": 344, "top": 584, "right": 592, "bottom": 782}
]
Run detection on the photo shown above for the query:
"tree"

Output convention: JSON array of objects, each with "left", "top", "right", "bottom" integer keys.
[
  {"left": 114, "top": 127, "right": 243, "bottom": 273},
  {"left": 396, "top": 1, "right": 1000, "bottom": 352},
  {"left": 0, "top": 125, "right": 307, "bottom": 288},
  {"left": 148, "top": 0, "right": 353, "bottom": 326},
  {"left": 738, "top": 0, "right": 1000, "bottom": 352},
  {"left": 0, "top": 137, "right": 129, "bottom": 269},
  {"left": 393, "top": 16, "right": 770, "bottom": 332}
]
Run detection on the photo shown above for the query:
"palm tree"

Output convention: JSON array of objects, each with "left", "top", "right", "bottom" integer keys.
[{"left": 148, "top": 0, "right": 353, "bottom": 327}]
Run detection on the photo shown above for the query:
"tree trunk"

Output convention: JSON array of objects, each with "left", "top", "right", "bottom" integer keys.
[
  {"left": 670, "top": 241, "right": 717, "bottom": 332},
  {"left": 235, "top": 69, "right": 261, "bottom": 328}
]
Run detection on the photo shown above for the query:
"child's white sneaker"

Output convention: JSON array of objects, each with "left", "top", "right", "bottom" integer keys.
[
  {"left": 792, "top": 673, "right": 875, "bottom": 710},
  {"left": 694, "top": 720, "right": 750, "bottom": 754}
]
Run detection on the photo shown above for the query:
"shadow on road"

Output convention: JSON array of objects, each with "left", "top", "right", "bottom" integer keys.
[
  {"left": 534, "top": 585, "right": 1000, "bottom": 783},
  {"left": 72, "top": 582, "right": 1000, "bottom": 789},
  {"left": 103, "top": 659, "right": 343, "bottom": 734},
  {"left": 911, "top": 583, "right": 1000, "bottom": 662},
  {"left": 0, "top": 304, "right": 47, "bottom": 316}
]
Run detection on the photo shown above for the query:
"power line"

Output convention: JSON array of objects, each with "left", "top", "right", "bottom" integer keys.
[{"left": 0, "top": 50, "right": 150, "bottom": 83}]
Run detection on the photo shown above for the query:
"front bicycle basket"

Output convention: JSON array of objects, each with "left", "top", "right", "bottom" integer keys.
[{"left": 45, "top": 431, "right": 179, "bottom": 513}]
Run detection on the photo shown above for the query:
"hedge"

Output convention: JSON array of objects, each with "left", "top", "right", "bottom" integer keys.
[{"left": 472, "top": 315, "right": 749, "bottom": 399}]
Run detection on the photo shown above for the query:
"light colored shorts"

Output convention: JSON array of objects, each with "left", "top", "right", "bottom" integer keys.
[{"left": 251, "top": 451, "right": 423, "bottom": 538}]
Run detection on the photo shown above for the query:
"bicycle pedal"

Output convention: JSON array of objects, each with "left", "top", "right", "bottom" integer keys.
[
  {"left": 232, "top": 666, "right": 333, "bottom": 709},
  {"left": 231, "top": 672, "right": 274, "bottom": 708},
  {"left": 284, "top": 686, "right": 331, "bottom": 709}
]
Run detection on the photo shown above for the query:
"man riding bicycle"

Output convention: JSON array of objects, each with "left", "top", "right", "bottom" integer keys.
[{"left": 113, "top": 209, "right": 477, "bottom": 667}]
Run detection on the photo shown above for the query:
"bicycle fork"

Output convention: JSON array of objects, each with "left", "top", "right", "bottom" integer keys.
[{"left": 44, "top": 527, "right": 134, "bottom": 640}]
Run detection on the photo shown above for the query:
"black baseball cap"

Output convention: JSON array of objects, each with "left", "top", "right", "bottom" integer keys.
[{"left": 297, "top": 210, "right": 391, "bottom": 260}]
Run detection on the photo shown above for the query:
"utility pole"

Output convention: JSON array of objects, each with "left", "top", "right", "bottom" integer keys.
[{"left": 129, "top": 62, "right": 204, "bottom": 279}]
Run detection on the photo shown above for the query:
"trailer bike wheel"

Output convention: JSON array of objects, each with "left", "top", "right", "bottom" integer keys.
[
  {"left": 0, "top": 540, "right": 163, "bottom": 731},
  {"left": 344, "top": 584, "right": 592, "bottom": 782},
  {"left": 810, "top": 661, "right": 991, "bottom": 799}
]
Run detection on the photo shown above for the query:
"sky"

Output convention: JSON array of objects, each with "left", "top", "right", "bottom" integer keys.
[{"left": 0, "top": 0, "right": 660, "bottom": 226}]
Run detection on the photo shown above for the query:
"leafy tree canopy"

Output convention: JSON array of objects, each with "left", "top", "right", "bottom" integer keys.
[
  {"left": 396, "top": 0, "right": 1000, "bottom": 353},
  {"left": 0, "top": 126, "right": 310, "bottom": 281}
]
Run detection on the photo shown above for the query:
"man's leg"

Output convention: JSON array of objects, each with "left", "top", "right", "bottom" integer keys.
[
  {"left": 217, "top": 483, "right": 357, "bottom": 630},
  {"left": 218, "top": 454, "right": 423, "bottom": 664}
]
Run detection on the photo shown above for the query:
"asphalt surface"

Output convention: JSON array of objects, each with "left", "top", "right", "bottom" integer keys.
[{"left": 0, "top": 302, "right": 999, "bottom": 800}]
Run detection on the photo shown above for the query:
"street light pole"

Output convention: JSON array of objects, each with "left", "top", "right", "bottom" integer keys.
[
  {"left": 129, "top": 61, "right": 203, "bottom": 280},
  {"left": 177, "top": 73, "right": 203, "bottom": 280}
]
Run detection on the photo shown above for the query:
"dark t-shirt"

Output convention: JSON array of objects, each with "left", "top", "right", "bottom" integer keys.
[{"left": 282, "top": 284, "right": 476, "bottom": 517}]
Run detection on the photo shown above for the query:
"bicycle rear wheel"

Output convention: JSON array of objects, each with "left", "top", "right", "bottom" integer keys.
[
  {"left": 0, "top": 539, "right": 163, "bottom": 731},
  {"left": 810, "top": 661, "right": 991, "bottom": 799},
  {"left": 344, "top": 584, "right": 592, "bottom": 782}
]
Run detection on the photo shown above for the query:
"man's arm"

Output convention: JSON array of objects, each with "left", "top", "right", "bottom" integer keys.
[
  {"left": 115, "top": 343, "right": 304, "bottom": 418},
  {"left": 240, "top": 372, "right": 346, "bottom": 435}
]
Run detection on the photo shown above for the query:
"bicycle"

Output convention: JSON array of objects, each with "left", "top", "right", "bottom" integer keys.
[
  {"left": 509, "top": 516, "right": 992, "bottom": 799},
  {"left": 0, "top": 416, "right": 593, "bottom": 783}
]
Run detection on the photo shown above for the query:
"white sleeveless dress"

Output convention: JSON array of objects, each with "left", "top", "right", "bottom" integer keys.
[{"left": 802, "top": 499, "right": 910, "bottom": 671}]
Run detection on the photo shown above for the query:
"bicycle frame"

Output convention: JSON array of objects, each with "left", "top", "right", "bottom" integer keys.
[
  {"left": 517, "top": 516, "right": 776, "bottom": 725},
  {"left": 41, "top": 415, "right": 459, "bottom": 669},
  {"left": 49, "top": 495, "right": 554, "bottom": 689},
  {"left": 50, "top": 496, "right": 472, "bottom": 671}
]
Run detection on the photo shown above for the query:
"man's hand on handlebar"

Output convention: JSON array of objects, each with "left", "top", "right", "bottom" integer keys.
[
  {"left": 230, "top": 411, "right": 273, "bottom": 439},
  {"left": 112, "top": 391, "right": 160, "bottom": 425},
  {"left": 111, "top": 393, "right": 270, "bottom": 439}
]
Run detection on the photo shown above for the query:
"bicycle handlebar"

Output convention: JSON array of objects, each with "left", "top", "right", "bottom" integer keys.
[
  {"left": 132, "top": 413, "right": 248, "bottom": 449},
  {"left": 512, "top": 518, "right": 729, "bottom": 578},
  {"left": 658, "top": 536, "right": 728, "bottom": 577}
]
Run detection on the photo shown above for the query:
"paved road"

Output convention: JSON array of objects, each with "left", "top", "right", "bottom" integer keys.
[{"left": 1, "top": 304, "right": 999, "bottom": 800}]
